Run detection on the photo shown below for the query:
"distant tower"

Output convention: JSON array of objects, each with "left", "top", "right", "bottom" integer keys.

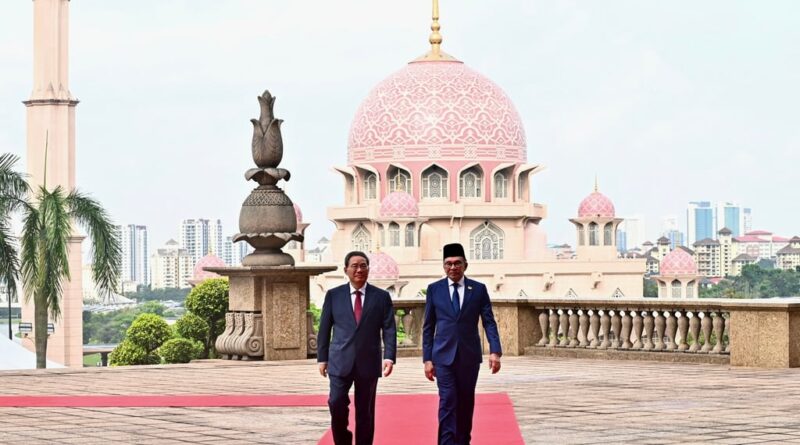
[{"left": 21, "top": 0, "right": 84, "bottom": 367}]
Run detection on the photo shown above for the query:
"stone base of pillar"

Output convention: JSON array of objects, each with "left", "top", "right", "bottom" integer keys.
[{"left": 206, "top": 265, "right": 335, "bottom": 361}]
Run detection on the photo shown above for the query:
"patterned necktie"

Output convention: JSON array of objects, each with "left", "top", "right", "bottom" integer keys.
[
  {"left": 451, "top": 282, "right": 460, "bottom": 315},
  {"left": 354, "top": 290, "right": 363, "bottom": 324}
]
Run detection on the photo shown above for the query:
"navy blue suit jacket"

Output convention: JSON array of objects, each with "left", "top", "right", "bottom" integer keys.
[
  {"left": 317, "top": 283, "right": 397, "bottom": 379},
  {"left": 422, "top": 277, "right": 502, "bottom": 366}
]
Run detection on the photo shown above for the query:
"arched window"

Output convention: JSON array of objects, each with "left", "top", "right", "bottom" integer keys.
[
  {"left": 378, "top": 223, "right": 385, "bottom": 248},
  {"left": 494, "top": 172, "right": 507, "bottom": 199},
  {"left": 659, "top": 281, "right": 667, "bottom": 298},
  {"left": 589, "top": 222, "right": 599, "bottom": 246},
  {"left": 470, "top": 222, "right": 504, "bottom": 260},
  {"left": 363, "top": 173, "right": 377, "bottom": 200},
  {"left": 352, "top": 224, "right": 371, "bottom": 251},
  {"left": 604, "top": 223, "right": 613, "bottom": 246},
  {"left": 389, "top": 223, "right": 400, "bottom": 247},
  {"left": 388, "top": 167, "right": 411, "bottom": 193},
  {"left": 686, "top": 281, "right": 695, "bottom": 298},
  {"left": 422, "top": 166, "right": 448, "bottom": 199},
  {"left": 671, "top": 280, "right": 682, "bottom": 298},
  {"left": 405, "top": 223, "right": 415, "bottom": 247},
  {"left": 577, "top": 224, "right": 585, "bottom": 246},
  {"left": 459, "top": 167, "right": 483, "bottom": 198}
]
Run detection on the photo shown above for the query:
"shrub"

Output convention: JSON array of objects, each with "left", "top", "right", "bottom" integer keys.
[
  {"left": 159, "top": 338, "right": 203, "bottom": 364},
  {"left": 126, "top": 313, "right": 172, "bottom": 353},
  {"left": 109, "top": 340, "right": 160, "bottom": 366},
  {"left": 184, "top": 278, "right": 229, "bottom": 355},
  {"left": 174, "top": 312, "right": 210, "bottom": 345}
]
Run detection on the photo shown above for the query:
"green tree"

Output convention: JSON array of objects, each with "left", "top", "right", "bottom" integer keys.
[
  {"left": 125, "top": 313, "right": 172, "bottom": 354},
  {"left": 108, "top": 340, "right": 160, "bottom": 366},
  {"left": 17, "top": 147, "right": 120, "bottom": 368},
  {"left": 643, "top": 278, "right": 658, "bottom": 298},
  {"left": 184, "top": 278, "right": 229, "bottom": 357},
  {"left": 0, "top": 154, "right": 31, "bottom": 339},
  {"left": 174, "top": 312, "right": 210, "bottom": 347},
  {"left": 159, "top": 338, "right": 203, "bottom": 364}
]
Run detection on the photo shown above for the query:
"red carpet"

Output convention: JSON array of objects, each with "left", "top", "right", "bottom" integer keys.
[
  {"left": 0, "top": 394, "right": 328, "bottom": 407},
  {"left": 318, "top": 393, "right": 523, "bottom": 445}
]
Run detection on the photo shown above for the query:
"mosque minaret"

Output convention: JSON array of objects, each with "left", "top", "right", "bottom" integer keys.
[{"left": 21, "top": 0, "right": 84, "bottom": 367}]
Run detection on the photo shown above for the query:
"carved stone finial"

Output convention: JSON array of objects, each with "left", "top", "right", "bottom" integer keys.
[{"left": 235, "top": 90, "right": 303, "bottom": 266}]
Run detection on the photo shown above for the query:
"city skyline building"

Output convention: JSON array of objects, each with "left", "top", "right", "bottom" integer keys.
[
  {"left": 687, "top": 201, "right": 714, "bottom": 245},
  {"left": 617, "top": 215, "right": 647, "bottom": 251},
  {"left": 179, "top": 218, "right": 224, "bottom": 265},
  {"left": 150, "top": 239, "right": 193, "bottom": 289},
  {"left": 115, "top": 224, "right": 149, "bottom": 288}
]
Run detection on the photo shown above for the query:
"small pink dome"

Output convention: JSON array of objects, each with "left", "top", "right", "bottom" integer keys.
[
  {"left": 193, "top": 254, "right": 226, "bottom": 281},
  {"left": 367, "top": 252, "right": 399, "bottom": 280},
  {"left": 380, "top": 192, "right": 419, "bottom": 218},
  {"left": 293, "top": 203, "right": 303, "bottom": 224},
  {"left": 578, "top": 192, "right": 616, "bottom": 218},
  {"left": 660, "top": 249, "right": 698, "bottom": 275}
]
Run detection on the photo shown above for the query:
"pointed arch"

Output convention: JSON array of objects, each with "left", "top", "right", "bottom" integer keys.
[
  {"left": 470, "top": 221, "right": 504, "bottom": 260},
  {"left": 459, "top": 165, "right": 484, "bottom": 199},
  {"left": 387, "top": 165, "right": 412, "bottom": 194},
  {"left": 352, "top": 224, "right": 371, "bottom": 251},
  {"left": 421, "top": 164, "right": 448, "bottom": 199}
]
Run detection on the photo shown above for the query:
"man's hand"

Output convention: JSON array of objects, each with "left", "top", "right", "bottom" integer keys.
[
  {"left": 383, "top": 360, "right": 394, "bottom": 377},
  {"left": 424, "top": 361, "right": 436, "bottom": 381},
  {"left": 489, "top": 353, "right": 501, "bottom": 374},
  {"left": 318, "top": 363, "right": 328, "bottom": 378}
]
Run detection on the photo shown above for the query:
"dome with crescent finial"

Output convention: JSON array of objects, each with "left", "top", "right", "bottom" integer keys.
[
  {"left": 659, "top": 249, "right": 698, "bottom": 275},
  {"left": 380, "top": 191, "right": 419, "bottom": 218},
  {"left": 368, "top": 251, "right": 400, "bottom": 280}
]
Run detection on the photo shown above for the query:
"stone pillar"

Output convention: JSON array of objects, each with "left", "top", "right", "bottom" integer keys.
[
  {"left": 730, "top": 309, "right": 800, "bottom": 368},
  {"left": 210, "top": 266, "right": 335, "bottom": 360}
]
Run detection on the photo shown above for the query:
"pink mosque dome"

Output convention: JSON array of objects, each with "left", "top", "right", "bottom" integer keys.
[
  {"left": 293, "top": 203, "right": 303, "bottom": 225},
  {"left": 347, "top": 59, "right": 527, "bottom": 165},
  {"left": 192, "top": 254, "right": 226, "bottom": 281},
  {"left": 660, "top": 249, "right": 698, "bottom": 275},
  {"left": 380, "top": 191, "right": 419, "bottom": 218},
  {"left": 578, "top": 191, "right": 616, "bottom": 218},
  {"left": 367, "top": 251, "right": 400, "bottom": 280}
]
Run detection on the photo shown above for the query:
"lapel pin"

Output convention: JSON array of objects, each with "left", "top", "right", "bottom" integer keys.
[{"left": 467, "top": 286, "right": 473, "bottom": 290}]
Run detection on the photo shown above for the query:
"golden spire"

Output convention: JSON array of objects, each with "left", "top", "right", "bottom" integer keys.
[{"left": 414, "top": 0, "right": 458, "bottom": 62}]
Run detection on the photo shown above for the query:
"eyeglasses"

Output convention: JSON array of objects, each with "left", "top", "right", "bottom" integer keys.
[
  {"left": 348, "top": 264, "right": 370, "bottom": 271},
  {"left": 444, "top": 261, "right": 465, "bottom": 269}
]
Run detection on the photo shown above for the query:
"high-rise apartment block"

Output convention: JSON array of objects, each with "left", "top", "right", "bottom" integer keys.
[
  {"left": 617, "top": 216, "right": 646, "bottom": 251},
  {"left": 223, "top": 235, "right": 253, "bottom": 266},
  {"left": 150, "top": 239, "right": 194, "bottom": 289},
  {"left": 115, "top": 224, "right": 149, "bottom": 287},
  {"left": 180, "top": 219, "right": 224, "bottom": 265}
]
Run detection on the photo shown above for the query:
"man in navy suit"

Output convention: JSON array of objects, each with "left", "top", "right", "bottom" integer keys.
[
  {"left": 318, "top": 251, "right": 397, "bottom": 445},
  {"left": 423, "top": 243, "right": 502, "bottom": 445}
]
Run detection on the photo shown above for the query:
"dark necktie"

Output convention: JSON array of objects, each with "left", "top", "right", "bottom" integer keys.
[
  {"left": 354, "top": 290, "right": 363, "bottom": 324},
  {"left": 451, "top": 282, "right": 460, "bottom": 315}
]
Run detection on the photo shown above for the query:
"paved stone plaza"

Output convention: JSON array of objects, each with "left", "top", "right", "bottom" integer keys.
[{"left": 3, "top": 356, "right": 800, "bottom": 444}]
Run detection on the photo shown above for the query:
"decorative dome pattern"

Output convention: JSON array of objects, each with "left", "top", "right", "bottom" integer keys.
[
  {"left": 193, "top": 254, "right": 226, "bottom": 281},
  {"left": 368, "top": 252, "right": 399, "bottom": 280},
  {"left": 293, "top": 203, "right": 303, "bottom": 224},
  {"left": 348, "top": 61, "right": 526, "bottom": 164},
  {"left": 380, "top": 192, "right": 419, "bottom": 218},
  {"left": 578, "top": 192, "right": 616, "bottom": 218},
  {"left": 660, "top": 249, "right": 698, "bottom": 275}
]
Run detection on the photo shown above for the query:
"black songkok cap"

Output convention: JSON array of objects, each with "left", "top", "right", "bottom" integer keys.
[{"left": 443, "top": 243, "right": 466, "bottom": 259}]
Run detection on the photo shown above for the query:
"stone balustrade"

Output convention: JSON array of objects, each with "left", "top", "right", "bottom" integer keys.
[
  {"left": 488, "top": 297, "right": 800, "bottom": 368},
  {"left": 393, "top": 301, "right": 426, "bottom": 357}
]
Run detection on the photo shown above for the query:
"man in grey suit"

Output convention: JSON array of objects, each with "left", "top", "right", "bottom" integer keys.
[{"left": 318, "top": 251, "right": 397, "bottom": 445}]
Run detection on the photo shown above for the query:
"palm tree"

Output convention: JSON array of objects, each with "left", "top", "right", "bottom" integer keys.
[
  {"left": 19, "top": 158, "right": 120, "bottom": 368},
  {"left": 0, "top": 154, "right": 32, "bottom": 339}
]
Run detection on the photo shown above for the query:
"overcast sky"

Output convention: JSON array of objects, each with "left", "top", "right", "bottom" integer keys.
[{"left": 1, "top": 0, "right": 798, "bottom": 252}]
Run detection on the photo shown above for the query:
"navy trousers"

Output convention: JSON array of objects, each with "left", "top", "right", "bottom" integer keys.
[
  {"left": 328, "top": 373, "right": 379, "bottom": 445},
  {"left": 436, "top": 352, "right": 481, "bottom": 445}
]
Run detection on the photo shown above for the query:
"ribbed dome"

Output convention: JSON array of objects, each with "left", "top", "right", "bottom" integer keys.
[
  {"left": 368, "top": 252, "right": 399, "bottom": 280},
  {"left": 660, "top": 249, "right": 698, "bottom": 275},
  {"left": 193, "top": 254, "right": 226, "bottom": 281},
  {"left": 348, "top": 60, "right": 526, "bottom": 165},
  {"left": 380, "top": 191, "right": 419, "bottom": 218},
  {"left": 578, "top": 192, "right": 616, "bottom": 218}
]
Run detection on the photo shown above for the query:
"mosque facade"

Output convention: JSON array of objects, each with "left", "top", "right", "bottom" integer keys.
[{"left": 305, "top": 5, "right": 646, "bottom": 304}]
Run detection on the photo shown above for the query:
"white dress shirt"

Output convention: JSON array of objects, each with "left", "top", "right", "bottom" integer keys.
[{"left": 447, "top": 277, "right": 465, "bottom": 303}]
